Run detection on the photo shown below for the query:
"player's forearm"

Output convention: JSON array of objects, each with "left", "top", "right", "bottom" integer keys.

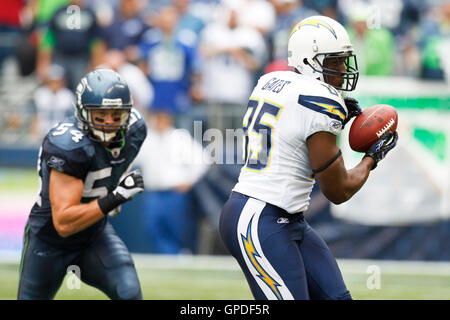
[
  {"left": 338, "top": 157, "right": 374, "bottom": 203},
  {"left": 52, "top": 201, "right": 104, "bottom": 238},
  {"left": 318, "top": 156, "right": 373, "bottom": 205}
]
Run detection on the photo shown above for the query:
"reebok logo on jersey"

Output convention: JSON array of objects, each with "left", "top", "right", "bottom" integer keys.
[
  {"left": 330, "top": 120, "right": 342, "bottom": 134},
  {"left": 277, "top": 217, "right": 289, "bottom": 224},
  {"left": 47, "top": 156, "right": 66, "bottom": 171}
]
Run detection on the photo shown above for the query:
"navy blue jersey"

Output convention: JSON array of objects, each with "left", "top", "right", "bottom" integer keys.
[{"left": 28, "top": 108, "right": 147, "bottom": 249}]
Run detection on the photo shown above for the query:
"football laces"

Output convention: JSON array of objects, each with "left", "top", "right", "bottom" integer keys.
[{"left": 376, "top": 118, "right": 395, "bottom": 138}]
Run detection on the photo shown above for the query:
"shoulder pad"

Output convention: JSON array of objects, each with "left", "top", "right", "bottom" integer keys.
[
  {"left": 46, "top": 117, "right": 91, "bottom": 151},
  {"left": 43, "top": 117, "right": 93, "bottom": 179},
  {"left": 126, "top": 108, "right": 147, "bottom": 145},
  {"left": 297, "top": 80, "right": 347, "bottom": 124},
  {"left": 127, "top": 108, "right": 146, "bottom": 131}
]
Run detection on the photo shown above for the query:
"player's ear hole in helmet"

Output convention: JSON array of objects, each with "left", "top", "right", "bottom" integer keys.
[
  {"left": 288, "top": 16, "right": 359, "bottom": 91},
  {"left": 75, "top": 68, "right": 133, "bottom": 144}
]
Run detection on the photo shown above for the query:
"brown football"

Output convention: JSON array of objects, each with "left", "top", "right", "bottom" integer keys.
[{"left": 349, "top": 104, "right": 398, "bottom": 152}]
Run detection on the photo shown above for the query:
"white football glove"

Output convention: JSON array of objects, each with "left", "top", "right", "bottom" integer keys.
[
  {"left": 113, "top": 169, "right": 145, "bottom": 201},
  {"left": 97, "top": 169, "right": 144, "bottom": 216}
]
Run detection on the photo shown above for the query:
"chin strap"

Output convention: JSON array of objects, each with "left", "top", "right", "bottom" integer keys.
[
  {"left": 104, "top": 130, "right": 126, "bottom": 153},
  {"left": 91, "top": 127, "right": 118, "bottom": 143}
]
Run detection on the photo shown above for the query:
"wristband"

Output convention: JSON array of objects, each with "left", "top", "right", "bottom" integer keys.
[{"left": 97, "top": 192, "right": 125, "bottom": 215}]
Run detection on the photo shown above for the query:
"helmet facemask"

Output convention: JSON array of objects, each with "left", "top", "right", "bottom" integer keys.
[
  {"left": 79, "top": 105, "right": 132, "bottom": 143},
  {"left": 308, "top": 52, "right": 359, "bottom": 91},
  {"left": 310, "top": 51, "right": 359, "bottom": 91}
]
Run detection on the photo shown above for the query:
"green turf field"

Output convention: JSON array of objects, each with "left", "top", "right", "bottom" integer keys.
[
  {"left": 0, "top": 168, "right": 38, "bottom": 193},
  {"left": 1, "top": 255, "right": 449, "bottom": 300}
]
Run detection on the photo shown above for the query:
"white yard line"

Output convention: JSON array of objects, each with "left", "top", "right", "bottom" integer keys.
[{"left": 2, "top": 251, "right": 450, "bottom": 276}]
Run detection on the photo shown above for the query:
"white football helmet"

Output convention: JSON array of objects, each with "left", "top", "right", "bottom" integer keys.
[{"left": 288, "top": 15, "right": 359, "bottom": 91}]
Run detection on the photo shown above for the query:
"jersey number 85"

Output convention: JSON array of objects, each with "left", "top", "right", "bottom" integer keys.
[{"left": 243, "top": 98, "right": 282, "bottom": 171}]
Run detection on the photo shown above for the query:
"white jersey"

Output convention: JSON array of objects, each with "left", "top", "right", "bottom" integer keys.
[{"left": 233, "top": 71, "right": 347, "bottom": 214}]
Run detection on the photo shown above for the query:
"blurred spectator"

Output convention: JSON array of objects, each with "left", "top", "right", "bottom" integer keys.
[
  {"left": 393, "top": 0, "right": 424, "bottom": 37},
  {"left": 101, "top": 49, "right": 154, "bottom": 112},
  {"left": 36, "top": 0, "right": 105, "bottom": 91},
  {"left": 199, "top": 3, "right": 266, "bottom": 128},
  {"left": 11, "top": 0, "right": 70, "bottom": 77},
  {"left": 134, "top": 110, "right": 210, "bottom": 254},
  {"left": 265, "top": 0, "right": 317, "bottom": 72},
  {"left": 30, "top": 0, "right": 70, "bottom": 28},
  {"left": 439, "top": 38, "right": 450, "bottom": 83},
  {"left": 381, "top": 1, "right": 423, "bottom": 78},
  {"left": 303, "top": 0, "right": 338, "bottom": 20},
  {"left": 236, "top": 0, "right": 277, "bottom": 77},
  {"left": 97, "top": 0, "right": 149, "bottom": 63},
  {"left": 346, "top": 5, "right": 395, "bottom": 76},
  {"left": 174, "top": 0, "right": 206, "bottom": 37},
  {"left": 394, "top": 31, "right": 421, "bottom": 78},
  {"left": 0, "top": 0, "right": 25, "bottom": 74},
  {"left": 417, "top": 2, "right": 450, "bottom": 80},
  {"left": 138, "top": 5, "right": 200, "bottom": 114},
  {"left": 235, "top": 0, "right": 277, "bottom": 37},
  {"left": 29, "top": 64, "right": 75, "bottom": 142}
]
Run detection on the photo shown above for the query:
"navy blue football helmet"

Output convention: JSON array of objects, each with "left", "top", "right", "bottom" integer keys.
[{"left": 75, "top": 68, "right": 133, "bottom": 143}]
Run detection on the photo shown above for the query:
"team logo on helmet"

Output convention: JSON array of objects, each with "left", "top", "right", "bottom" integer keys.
[{"left": 289, "top": 19, "right": 337, "bottom": 39}]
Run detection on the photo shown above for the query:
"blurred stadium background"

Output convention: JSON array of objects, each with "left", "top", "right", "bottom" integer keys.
[{"left": 0, "top": 0, "right": 449, "bottom": 299}]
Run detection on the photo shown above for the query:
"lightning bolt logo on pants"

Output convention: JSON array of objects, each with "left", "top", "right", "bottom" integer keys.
[{"left": 241, "top": 215, "right": 283, "bottom": 300}]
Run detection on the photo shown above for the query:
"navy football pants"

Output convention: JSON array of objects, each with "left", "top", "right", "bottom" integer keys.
[
  {"left": 219, "top": 192, "right": 351, "bottom": 300},
  {"left": 17, "top": 223, "right": 142, "bottom": 300}
]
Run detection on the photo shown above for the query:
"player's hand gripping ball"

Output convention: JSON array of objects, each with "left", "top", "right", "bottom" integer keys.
[{"left": 349, "top": 104, "right": 398, "bottom": 152}]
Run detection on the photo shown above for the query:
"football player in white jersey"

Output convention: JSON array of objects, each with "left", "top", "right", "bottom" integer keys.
[{"left": 219, "top": 16, "right": 398, "bottom": 300}]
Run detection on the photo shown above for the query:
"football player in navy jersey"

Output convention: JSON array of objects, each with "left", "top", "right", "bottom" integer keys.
[{"left": 18, "top": 68, "right": 147, "bottom": 300}]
